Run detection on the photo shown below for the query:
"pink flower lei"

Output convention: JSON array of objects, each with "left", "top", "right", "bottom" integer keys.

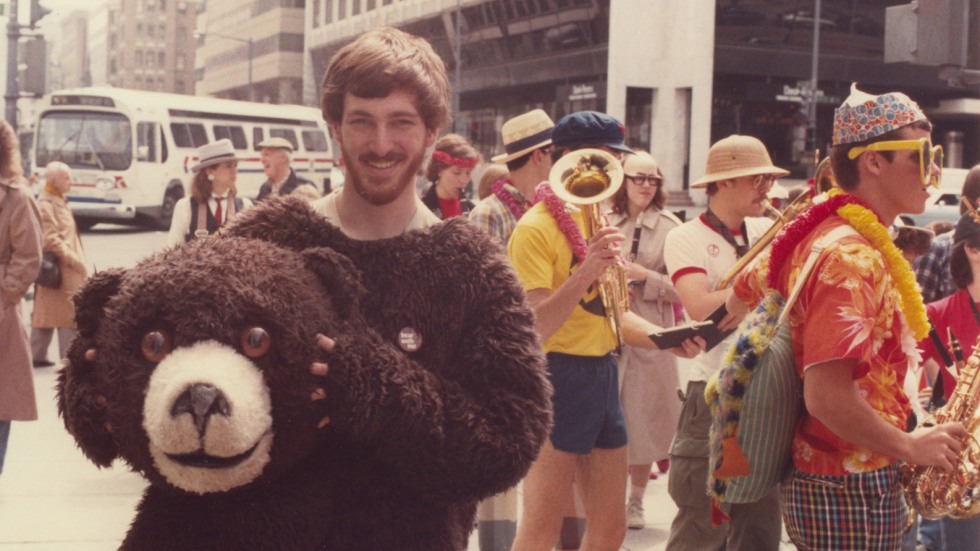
[
  {"left": 431, "top": 150, "right": 478, "bottom": 169},
  {"left": 766, "top": 193, "right": 862, "bottom": 289},
  {"left": 492, "top": 178, "right": 528, "bottom": 220},
  {"left": 534, "top": 183, "right": 589, "bottom": 262}
]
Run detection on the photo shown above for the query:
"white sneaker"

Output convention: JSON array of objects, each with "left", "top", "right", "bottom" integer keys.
[{"left": 626, "top": 497, "right": 645, "bottom": 530}]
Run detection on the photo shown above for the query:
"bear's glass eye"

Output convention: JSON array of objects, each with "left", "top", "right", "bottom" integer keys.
[
  {"left": 141, "top": 330, "right": 173, "bottom": 363},
  {"left": 241, "top": 326, "right": 271, "bottom": 358}
]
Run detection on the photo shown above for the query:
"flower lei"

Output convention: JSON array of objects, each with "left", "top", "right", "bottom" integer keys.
[
  {"left": 491, "top": 178, "right": 528, "bottom": 220},
  {"left": 534, "top": 183, "right": 588, "bottom": 262},
  {"left": 766, "top": 189, "right": 929, "bottom": 341}
]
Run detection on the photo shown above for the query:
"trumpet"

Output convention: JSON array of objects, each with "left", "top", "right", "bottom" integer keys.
[
  {"left": 715, "top": 153, "right": 839, "bottom": 290},
  {"left": 550, "top": 148, "right": 630, "bottom": 349}
]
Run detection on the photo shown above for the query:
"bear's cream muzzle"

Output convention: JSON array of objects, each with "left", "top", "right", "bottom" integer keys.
[{"left": 143, "top": 340, "right": 274, "bottom": 494}]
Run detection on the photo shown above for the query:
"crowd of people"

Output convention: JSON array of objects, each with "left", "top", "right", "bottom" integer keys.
[{"left": 2, "top": 24, "right": 978, "bottom": 551}]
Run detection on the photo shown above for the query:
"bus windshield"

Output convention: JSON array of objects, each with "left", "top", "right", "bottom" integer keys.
[{"left": 35, "top": 111, "right": 132, "bottom": 171}]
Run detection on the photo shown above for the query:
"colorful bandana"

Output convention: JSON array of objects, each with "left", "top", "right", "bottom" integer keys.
[
  {"left": 833, "top": 84, "right": 926, "bottom": 145},
  {"left": 431, "top": 150, "right": 479, "bottom": 169}
]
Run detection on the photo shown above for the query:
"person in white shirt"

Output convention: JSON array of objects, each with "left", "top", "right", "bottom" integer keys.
[
  {"left": 166, "top": 139, "right": 253, "bottom": 247},
  {"left": 663, "top": 134, "right": 787, "bottom": 551}
]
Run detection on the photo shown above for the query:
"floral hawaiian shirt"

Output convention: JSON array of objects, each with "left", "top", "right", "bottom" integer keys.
[{"left": 734, "top": 216, "right": 915, "bottom": 476}]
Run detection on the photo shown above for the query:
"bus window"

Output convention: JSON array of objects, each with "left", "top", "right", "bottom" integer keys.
[
  {"left": 269, "top": 128, "right": 298, "bottom": 150},
  {"left": 137, "top": 121, "right": 158, "bottom": 162},
  {"left": 171, "top": 122, "right": 208, "bottom": 148},
  {"left": 36, "top": 111, "right": 132, "bottom": 171},
  {"left": 302, "top": 129, "right": 329, "bottom": 152},
  {"left": 214, "top": 125, "right": 247, "bottom": 149},
  {"left": 160, "top": 126, "right": 169, "bottom": 162},
  {"left": 252, "top": 127, "right": 264, "bottom": 150}
]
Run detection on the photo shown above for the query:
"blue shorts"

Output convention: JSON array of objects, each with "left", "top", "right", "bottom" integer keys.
[{"left": 546, "top": 352, "right": 628, "bottom": 454}]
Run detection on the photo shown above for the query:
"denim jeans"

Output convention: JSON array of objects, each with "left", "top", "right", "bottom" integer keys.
[{"left": 918, "top": 515, "right": 980, "bottom": 551}]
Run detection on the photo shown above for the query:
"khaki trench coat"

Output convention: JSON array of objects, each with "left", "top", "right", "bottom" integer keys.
[
  {"left": 31, "top": 191, "right": 87, "bottom": 328},
  {"left": 0, "top": 178, "right": 41, "bottom": 420},
  {"left": 609, "top": 207, "right": 683, "bottom": 464}
]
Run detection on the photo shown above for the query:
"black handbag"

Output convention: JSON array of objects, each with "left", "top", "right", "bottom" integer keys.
[{"left": 35, "top": 251, "right": 61, "bottom": 288}]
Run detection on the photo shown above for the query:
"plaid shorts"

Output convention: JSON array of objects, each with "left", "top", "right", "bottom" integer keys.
[{"left": 782, "top": 464, "right": 910, "bottom": 550}]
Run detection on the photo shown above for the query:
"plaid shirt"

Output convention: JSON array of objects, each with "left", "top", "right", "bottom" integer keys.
[
  {"left": 913, "top": 231, "right": 955, "bottom": 304},
  {"left": 467, "top": 182, "right": 527, "bottom": 245}
]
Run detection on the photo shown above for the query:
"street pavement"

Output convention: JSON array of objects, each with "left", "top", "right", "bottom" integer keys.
[{"left": 0, "top": 357, "right": 685, "bottom": 550}]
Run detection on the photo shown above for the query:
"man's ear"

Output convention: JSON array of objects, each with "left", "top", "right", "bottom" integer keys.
[{"left": 58, "top": 269, "right": 126, "bottom": 467}]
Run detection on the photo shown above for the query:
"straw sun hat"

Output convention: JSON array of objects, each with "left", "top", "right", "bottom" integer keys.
[
  {"left": 492, "top": 109, "right": 555, "bottom": 163},
  {"left": 691, "top": 134, "right": 789, "bottom": 188}
]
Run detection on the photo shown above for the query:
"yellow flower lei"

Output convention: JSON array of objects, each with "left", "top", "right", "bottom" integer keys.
[{"left": 829, "top": 189, "right": 930, "bottom": 341}]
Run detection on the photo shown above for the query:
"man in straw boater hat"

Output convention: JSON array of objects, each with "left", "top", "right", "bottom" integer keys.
[
  {"left": 468, "top": 109, "right": 555, "bottom": 246},
  {"left": 724, "top": 84, "right": 968, "bottom": 550},
  {"left": 508, "top": 111, "right": 704, "bottom": 551},
  {"left": 467, "top": 108, "right": 554, "bottom": 551},
  {"left": 663, "top": 134, "right": 788, "bottom": 551}
]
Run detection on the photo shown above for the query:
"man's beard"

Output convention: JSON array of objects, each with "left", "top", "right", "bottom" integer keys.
[{"left": 343, "top": 145, "right": 426, "bottom": 206}]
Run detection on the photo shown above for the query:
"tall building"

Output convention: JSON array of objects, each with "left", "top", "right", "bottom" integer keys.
[
  {"left": 90, "top": 0, "right": 197, "bottom": 94},
  {"left": 303, "top": 0, "right": 980, "bottom": 206},
  {"left": 58, "top": 10, "right": 90, "bottom": 89},
  {"left": 195, "top": 0, "right": 305, "bottom": 104}
]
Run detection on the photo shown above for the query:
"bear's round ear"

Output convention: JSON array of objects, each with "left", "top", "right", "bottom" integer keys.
[
  {"left": 301, "top": 247, "right": 366, "bottom": 322},
  {"left": 58, "top": 268, "right": 126, "bottom": 467}
]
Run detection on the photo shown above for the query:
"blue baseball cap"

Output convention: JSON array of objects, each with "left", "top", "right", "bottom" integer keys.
[{"left": 552, "top": 111, "right": 634, "bottom": 154}]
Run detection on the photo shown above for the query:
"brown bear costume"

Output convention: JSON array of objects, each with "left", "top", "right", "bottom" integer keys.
[{"left": 57, "top": 197, "right": 551, "bottom": 551}]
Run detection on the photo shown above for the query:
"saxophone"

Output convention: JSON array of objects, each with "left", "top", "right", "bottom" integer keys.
[
  {"left": 903, "top": 331, "right": 980, "bottom": 519},
  {"left": 549, "top": 148, "right": 630, "bottom": 350}
]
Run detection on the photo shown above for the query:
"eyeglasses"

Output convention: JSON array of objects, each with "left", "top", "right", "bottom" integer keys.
[
  {"left": 627, "top": 175, "right": 661, "bottom": 187},
  {"left": 847, "top": 137, "right": 943, "bottom": 188},
  {"left": 752, "top": 174, "right": 776, "bottom": 192}
]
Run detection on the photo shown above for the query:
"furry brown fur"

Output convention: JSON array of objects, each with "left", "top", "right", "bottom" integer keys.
[{"left": 57, "top": 198, "right": 551, "bottom": 550}]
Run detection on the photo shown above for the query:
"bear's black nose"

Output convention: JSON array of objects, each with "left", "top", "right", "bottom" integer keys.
[{"left": 171, "top": 383, "right": 231, "bottom": 436}]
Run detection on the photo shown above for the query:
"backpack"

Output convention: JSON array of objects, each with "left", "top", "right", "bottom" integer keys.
[{"left": 704, "top": 225, "right": 856, "bottom": 516}]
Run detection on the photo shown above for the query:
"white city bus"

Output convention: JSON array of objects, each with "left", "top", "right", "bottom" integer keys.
[{"left": 30, "top": 87, "right": 335, "bottom": 229}]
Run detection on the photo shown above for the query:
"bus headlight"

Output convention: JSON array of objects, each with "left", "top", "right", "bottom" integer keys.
[{"left": 95, "top": 177, "right": 115, "bottom": 191}]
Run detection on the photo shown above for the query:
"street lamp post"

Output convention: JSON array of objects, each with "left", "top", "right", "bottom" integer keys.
[{"left": 199, "top": 31, "right": 254, "bottom": 102}]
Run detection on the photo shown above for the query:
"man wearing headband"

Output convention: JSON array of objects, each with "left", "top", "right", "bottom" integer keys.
[{"left": 726, "top": 84, "right": 967, "bottom": 549}]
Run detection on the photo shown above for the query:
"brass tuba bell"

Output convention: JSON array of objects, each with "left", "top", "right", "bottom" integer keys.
[{"left": 549, "top": 148, "right": 629, "bottom": 349}]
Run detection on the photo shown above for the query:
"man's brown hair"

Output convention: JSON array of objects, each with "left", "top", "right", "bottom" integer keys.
[{"left": 321, "top": 27, "right": 451, "bottom": 132}]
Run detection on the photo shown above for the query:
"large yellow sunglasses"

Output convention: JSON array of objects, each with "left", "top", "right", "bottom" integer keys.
[{"left": 847, "top": 137, "right": 943, "bottom": 188}]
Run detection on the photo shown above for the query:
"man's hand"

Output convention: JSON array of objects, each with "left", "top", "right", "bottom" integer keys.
[
  {"left": 669, "top": 336, "right": 706, "bottom": 359},
  {"left": 905, "top": 422, "right": 968, "bottom": 472},
  {"left": 310, "top": 334, "right": 333, "bottom": 429},
  {"left": 579, "top": 226, "right": 625, "bottom": 283}
]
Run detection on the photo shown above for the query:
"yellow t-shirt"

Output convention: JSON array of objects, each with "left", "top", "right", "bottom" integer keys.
[{"left": 508, "top": 201, "right": 616, "bottom": 356}]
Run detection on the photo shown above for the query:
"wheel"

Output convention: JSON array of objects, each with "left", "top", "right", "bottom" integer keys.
[{"left": 75, "top": 217, "right": 98, "bottom": 231}]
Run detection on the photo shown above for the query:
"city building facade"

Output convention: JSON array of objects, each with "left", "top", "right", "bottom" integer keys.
[
  {"left": 90, "top": 0, "right": 197, "bottom": 95},
  {"left": 195, "top": 0, "right": 305, "bottom": 104},
  {"left": 303, "top": 0, "right": 980, "bottom": 205}
]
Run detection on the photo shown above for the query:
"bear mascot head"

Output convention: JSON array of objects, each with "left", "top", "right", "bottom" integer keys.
[{"left": 57, "top": 235, "right": 366, "bottom": 549}]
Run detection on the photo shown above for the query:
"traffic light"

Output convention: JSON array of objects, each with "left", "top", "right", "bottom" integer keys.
[
  {"left": 29, "top": 0, "right": 50, "bottom": 28},
  {"left": 885, "top": 0, "right": 980, "bottom": 69},
  {"left": 19, "top": 37, "right": 46, "bottom": 95}
]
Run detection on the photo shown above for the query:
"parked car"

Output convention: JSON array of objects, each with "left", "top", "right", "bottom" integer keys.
[{"left": 900, "top": 167, "right": 969, "bottom": 229}]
